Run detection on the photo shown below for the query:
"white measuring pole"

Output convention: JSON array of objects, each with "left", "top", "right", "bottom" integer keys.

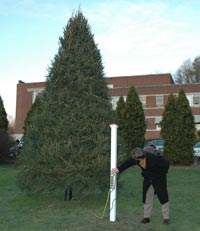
[{"left": 109, "top": 124, "right": 118, "bottom": 222}]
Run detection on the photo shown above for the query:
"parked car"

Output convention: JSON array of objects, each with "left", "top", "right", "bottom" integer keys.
[
  {"left": 193, "top": 141, "right": 200, "bottom": 157},
  {"left": 18, "top": 136, "right": 24, "bottom": 148},
  {"left": 144, "top": 139, "right": 164, "bottom": 154},
  {"left": 8, "top": 136, "right": 24, "bottom": 158},
  {"left": 9, "top": 140, "right": 20, "bottom": 158}
]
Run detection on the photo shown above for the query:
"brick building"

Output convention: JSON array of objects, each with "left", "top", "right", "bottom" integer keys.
[{"left": 14, "top": 73, "right": 200, "bottom": 139}]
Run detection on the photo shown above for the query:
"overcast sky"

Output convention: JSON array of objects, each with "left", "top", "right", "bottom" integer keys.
[{"left": 0, "top": 0, "right": 200, "bottom": 119}]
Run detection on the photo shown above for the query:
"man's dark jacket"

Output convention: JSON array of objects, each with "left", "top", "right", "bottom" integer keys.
[{"left": 117, "top": 151, "right": 170, "bottom": 204}]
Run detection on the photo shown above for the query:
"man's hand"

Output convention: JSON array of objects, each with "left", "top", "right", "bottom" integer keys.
[{"left": 111, "top": 168, "right": 119, "bottom": 174}]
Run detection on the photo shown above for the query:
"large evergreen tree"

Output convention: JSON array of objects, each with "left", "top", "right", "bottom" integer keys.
[
  {"left": 18, "top": 10, "right": 114, "bottom": 193},
  {"left": 175, "top": 89, "right": 195, "bottom": 165},
  {"left": 160, "top": 94, "right": 178, "bottom": 162},
  {"left": 120, "top": 87, "right": 146, "bottom": 154},
  {"left": 161, "top": 91, "right": 195, "bottom": 165}
]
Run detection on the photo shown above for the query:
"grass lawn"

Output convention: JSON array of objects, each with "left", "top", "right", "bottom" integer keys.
[{"left": 0, "top": 164, "right": 200, "bottom": 231}]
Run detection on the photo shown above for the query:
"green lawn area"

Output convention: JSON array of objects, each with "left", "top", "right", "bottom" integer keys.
[{"left": 0, "top": 164, "right": 200, "bottom": 231}]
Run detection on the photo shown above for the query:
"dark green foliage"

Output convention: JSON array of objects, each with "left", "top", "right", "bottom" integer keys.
[
  {"left": 115, "top": 96, "right": 126, "bottom": 138},
  {"left": 0, "top": 96, "right": 13, "bottom": 163},
  {"left": 116, "top": 87, "right": 146, "bottom": 154},
  {"left": 161, "top": 91, "right": 196, "bottom": 165},
  {"left": 23, "top": 96, "right": 43, "bottom": 134},
  {"left": 174, "top": 90, "right": 195, "bottom": 165},
  {"left": 115, "top": 96, "right": 127, "bottom": 160},
  {"left": 18, "top": 10, "right": 114, "bottom": 193},
  {"left": 0, "top": 130, "right": 12, "bottom": 163},
  {"left": 116, "top": 96, "right": 125, "bottom": 124},
  {"left": 0, "top": 96, "right": 8, "bottom": 131},
  {"left": 161, "top": 94, "right": 178, "bottom": 163},
  {"left": 197, "top": 130, "right": 200, "bottom": 138}
]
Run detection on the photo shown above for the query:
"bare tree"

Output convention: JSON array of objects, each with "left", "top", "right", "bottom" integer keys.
[
  {"left": 192, "top": 56, "right": 200, "bottom": 82},
  {"left": 174, "top": 55, "right": 200, "bottom": 84}
]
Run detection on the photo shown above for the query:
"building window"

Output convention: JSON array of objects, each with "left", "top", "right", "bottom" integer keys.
[
  {"left": 27, "top": 88, "right": 45, "bottom": 103},
  {"left": 193, "top": 96, "right": 200, "bottom": 106},
  {"left": 186, "top": 95, "right": 192, "bottom": 106},
  {"left": 194, "top": 115, "right": 200, "bottom": 123},
  {"left": 155, "top": 116, "right": 162, "bottom": 131},
  {"left": 187, "top": 94, "right": 200, "bottom": 107},
  {"left": 111, "top": 96, "right": 120, "bottom": 109},
  {"left": 156, "top": 124, "right": 161, "bottom": 130},
  {"left": 107, "top": 84, "right": 113, "bottom": 89},
  {"left": 156, "top": 95, "right": 163, "bottom": 107},
  {"left": 111, "top": 96, "right": 127, "bottom": 109},
  {"left": 139, "top": 95, "right": 146, "bottom": 107},
  {"left": 196, "top": 124, "right": 200, "bottom": 130}
]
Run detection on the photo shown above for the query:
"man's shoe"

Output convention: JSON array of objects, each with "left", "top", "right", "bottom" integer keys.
[
  {"left": 140, "top": 218, "right": 150, "bottom": 224},
  {"left": 163, "top": 219, "right": 170, "bottom": 225}
]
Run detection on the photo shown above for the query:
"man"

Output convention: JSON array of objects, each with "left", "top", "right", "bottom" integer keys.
[
  {"left": 112, "top": 147, "right": 170, "bottom": 225},
  {"left": 143, "top": 142, "right": 161, "bottom": 155},
  {"left": 143, "top": 142, "right": 156, "bottom": 153}
]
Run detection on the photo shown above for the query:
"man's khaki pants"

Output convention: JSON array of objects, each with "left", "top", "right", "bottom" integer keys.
[{"left": 144, "top": 185, "right": 169, "bottom": 219}]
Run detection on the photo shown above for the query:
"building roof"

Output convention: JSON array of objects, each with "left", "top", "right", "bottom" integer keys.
[{"left": 106, "top": 73, "right": 174, "bottom": 88}]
